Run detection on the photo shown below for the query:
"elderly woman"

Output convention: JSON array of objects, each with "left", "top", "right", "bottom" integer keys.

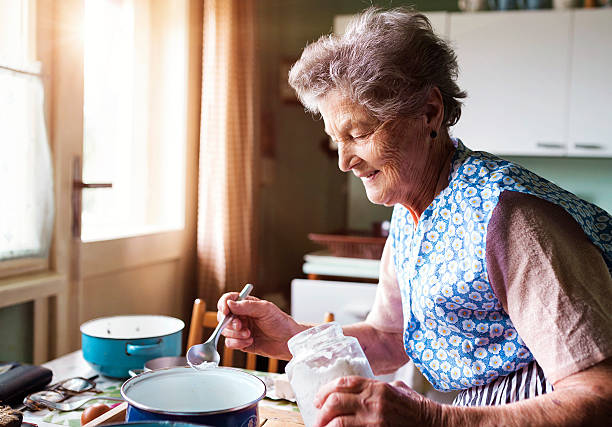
[{"left": 218, "top": 7, "right": 612, "bottom": 426}]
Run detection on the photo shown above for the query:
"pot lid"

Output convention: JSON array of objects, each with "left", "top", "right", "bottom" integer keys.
[
  {"left": 121, "top": 367, "right": 266, "bottom": 415},
  {"left": 80, "top": 315, "right": 184, "bottom": 339}
]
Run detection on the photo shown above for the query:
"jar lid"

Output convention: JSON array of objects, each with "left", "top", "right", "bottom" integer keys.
[{"left": 287, "top": 322, "right": 344, "bottom": 357}]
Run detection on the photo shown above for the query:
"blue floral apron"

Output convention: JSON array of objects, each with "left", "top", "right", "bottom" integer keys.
[{"left": 391, "top": 140, "right": 612, "bottom": 391}]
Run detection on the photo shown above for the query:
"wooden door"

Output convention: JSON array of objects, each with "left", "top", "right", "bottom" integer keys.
[{"left": 53, "top": 0, "right": 201, "bottom": 352}]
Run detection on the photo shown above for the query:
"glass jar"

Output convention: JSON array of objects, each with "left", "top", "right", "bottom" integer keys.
[{"left": 285, "top": 322, "right": 374, "bottom": 427}]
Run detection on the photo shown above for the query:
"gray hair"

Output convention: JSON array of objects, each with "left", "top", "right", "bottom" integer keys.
[{"left": 288, "top": 7, "right": 466, "bottom": 127}]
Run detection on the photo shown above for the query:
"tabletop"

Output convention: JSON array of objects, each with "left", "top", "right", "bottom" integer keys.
[{"left": 21, "top": 351, "right": 304, "bottom": 427}]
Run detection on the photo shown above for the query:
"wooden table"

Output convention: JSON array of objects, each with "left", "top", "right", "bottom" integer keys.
[{"left": 22, "top": 351, "right": 303, "bottom": 427}]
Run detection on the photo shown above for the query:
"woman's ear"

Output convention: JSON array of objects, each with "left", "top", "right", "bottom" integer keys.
[{"left": 422, "top": 86, "right": 445, "bottom": 131}]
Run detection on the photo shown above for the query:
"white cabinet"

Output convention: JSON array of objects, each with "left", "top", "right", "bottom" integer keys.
[
  {"left": 424, "top": 11, "right": 450, "bottom": 38},
  {"left": 567, "top": 9, "right": 612, "bottom": 157},
  {"left": 334, "top": 9, "right": 612, "bottom": 158},
  {"left": 450, "top": 11, "right": 571, "bottom": 156},
  {"left": 291, "top": 278, "right": 377, "bottom": 325}
]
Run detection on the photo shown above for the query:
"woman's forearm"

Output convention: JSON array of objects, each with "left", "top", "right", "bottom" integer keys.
[
  {"left": 342, "top": 321, "right": 410, "bottom": 375},
  {"left": 442, "top": 388, "right": 609, "bottom": 426},
  {"left": 441, "top": 359, "right": 612, "bottom": 427}
]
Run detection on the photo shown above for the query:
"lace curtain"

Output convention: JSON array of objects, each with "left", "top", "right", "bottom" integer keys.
[{"left": 0, "top": 68, "right": 54, "bottom": 260}]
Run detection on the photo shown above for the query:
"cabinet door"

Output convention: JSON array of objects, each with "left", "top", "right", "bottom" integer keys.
[
  {"left": 291, "top": 279, "right": 377, "bottom": 325},
  {"left": 449, "top": 11, "right": 571, "bottom": 156},
  {"left": 568, "top": 9, "right": 612, "bottom": 157},
  {"left": 425, "top": 12, "right": 450, "bottom": 39}
]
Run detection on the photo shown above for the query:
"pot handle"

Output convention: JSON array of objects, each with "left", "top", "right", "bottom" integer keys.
[
  {"left": 128, "top": 369, "right": 145, "bottom": 377},
  {"left": 126, "top": 339, "right": 162, "bottom": 356}
]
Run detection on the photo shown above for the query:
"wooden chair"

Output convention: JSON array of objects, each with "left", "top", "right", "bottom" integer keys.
[{"left": 187, "top": 298, "right": 280, "bottom": 372}]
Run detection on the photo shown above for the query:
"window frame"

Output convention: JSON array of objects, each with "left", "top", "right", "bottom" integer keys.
[{"left": 0, "top": 0, "right": 71, "bottom": 364}]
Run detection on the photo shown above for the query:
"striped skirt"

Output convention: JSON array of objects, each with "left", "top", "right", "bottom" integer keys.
[{"left": 453, "top": 361, "right": 554, "bottom": 407}]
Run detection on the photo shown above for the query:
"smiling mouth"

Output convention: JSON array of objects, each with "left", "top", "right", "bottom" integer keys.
[{"left": 363, "top": 170, "right": 380, "bottom": 180}]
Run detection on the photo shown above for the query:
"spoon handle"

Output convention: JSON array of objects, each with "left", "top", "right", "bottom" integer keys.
[{"left": 209, "top": 283, "right": 253, "bottom": 346}]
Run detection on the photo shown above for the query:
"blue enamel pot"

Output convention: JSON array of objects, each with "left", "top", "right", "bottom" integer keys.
[
  {"left": 80, "top": 315, "right": 184, "bottom": 379},
  {"left": 121, "top": 367, "right": 265, "bottom": 427}
]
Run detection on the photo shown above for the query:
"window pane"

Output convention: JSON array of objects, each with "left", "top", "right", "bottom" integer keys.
[
  {"left": 0, "top": 70, "right": 54, "bottom": 260},
  {"left": 0, "top": 0, "right": 35, "bottom": 67},
  {"left": 82, "top": 0, "right": 187, "bottom": 242}
]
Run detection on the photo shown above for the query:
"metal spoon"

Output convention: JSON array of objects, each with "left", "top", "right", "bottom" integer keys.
[
  {"left": 29, "top": 395, "right": 123, "bottom": 411},
  {"left": 186, "top": 283, "right": 253, "bottom": 370}
]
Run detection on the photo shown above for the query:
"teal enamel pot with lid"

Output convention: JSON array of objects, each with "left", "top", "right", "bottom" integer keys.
[{"left": 80, "top": 315, "right": 184, "bottom": 378}]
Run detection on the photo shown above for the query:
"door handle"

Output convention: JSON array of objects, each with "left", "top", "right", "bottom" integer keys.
[
  {"left": 573, "top": 143, "right": 603, "bottom": 150},
  {"left": 535, "top": 141, "right": 565, "bottom": 150},
  {"left": 73, "top": 182, "right": 112, "bottom": 189},
  {"left": 71, "top": 156, "right": 112, "bottom": 238}
]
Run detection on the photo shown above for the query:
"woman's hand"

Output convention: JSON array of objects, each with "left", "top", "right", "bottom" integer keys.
[
  {"left": 313, "top": 376, "right": 442, "bottom": 427},
  {"left": 217, "top": 293, "right": 307, "bottom": 360}
]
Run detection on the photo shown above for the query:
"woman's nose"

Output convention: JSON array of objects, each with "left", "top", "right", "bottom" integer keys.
[{"left": 337, "top": 142, "right": 359, "bottom": 172}]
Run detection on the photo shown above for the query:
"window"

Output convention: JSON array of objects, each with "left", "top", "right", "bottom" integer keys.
[
  {"left": 81, "top": 0, "right": 187, "bottom": 241},
  {"left": 0, "top": 0, "right": 53, "bottom": 266},
  {"left": 0, "top": 0, "right": 36, "bottom": 67}
]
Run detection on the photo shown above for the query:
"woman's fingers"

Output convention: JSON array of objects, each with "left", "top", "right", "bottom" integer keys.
[
  {"left": 217, "top": 293, "right": 259, "bottom": 316},
  {"left": 219, "top": 316, "right": 243, "bottom": 334},
  {"left": 226, "top": 298, "right": 271, "bottom": 318},
  {"left": 221, "top": 321, "right": 250, "bottom": 339},
  {"left": 314, "top": 391, "right": 363, "bottom": 427},
  {"left": 313, "top": 378, "right": 413, "bottom": 426},
  {"left": 314, "top": 376, "right": 368, "bottom": 409},
  {"left": 314, "top": 379, "right": 431, "bottom": 427},
  {"left": 223, "top": 336, "right": 254, "bottom": 350},
  {"left": 214, "top": 294, "right": 297, "bottom": 359},
  {"left": 217, "top": 292, "right": 238, "bottom": 316},
  {"left": 318, "top": 415, "right": 363, "bottom": 427}
]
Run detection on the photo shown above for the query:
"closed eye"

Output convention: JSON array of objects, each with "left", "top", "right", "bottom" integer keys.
[
  {"left": 352, "top": 120, "right": 386, "bottom": 140},
  {"left": 351, "top": 130, "right": 374, "bottom": 140}
]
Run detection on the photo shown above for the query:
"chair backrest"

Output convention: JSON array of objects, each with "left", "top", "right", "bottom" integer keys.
[
  {"left": 187, "top": 298, "right": 280, "bottom": 372},
  {"left": 323, "top": 312, "right": 335, "bottom": 323}
]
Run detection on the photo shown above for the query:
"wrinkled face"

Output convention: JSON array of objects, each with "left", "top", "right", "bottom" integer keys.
[{"left": 318, "top": 91, "right": 428, "bottom": 207}]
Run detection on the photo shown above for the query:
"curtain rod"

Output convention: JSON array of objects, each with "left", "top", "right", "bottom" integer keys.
[{"left": 0, "top": 64, "right": 43, "bottom": 77}]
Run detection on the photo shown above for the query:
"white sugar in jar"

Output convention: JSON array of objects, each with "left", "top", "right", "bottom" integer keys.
[{"left": 285, "top": 322, "right": 374, "bottom": 427}]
